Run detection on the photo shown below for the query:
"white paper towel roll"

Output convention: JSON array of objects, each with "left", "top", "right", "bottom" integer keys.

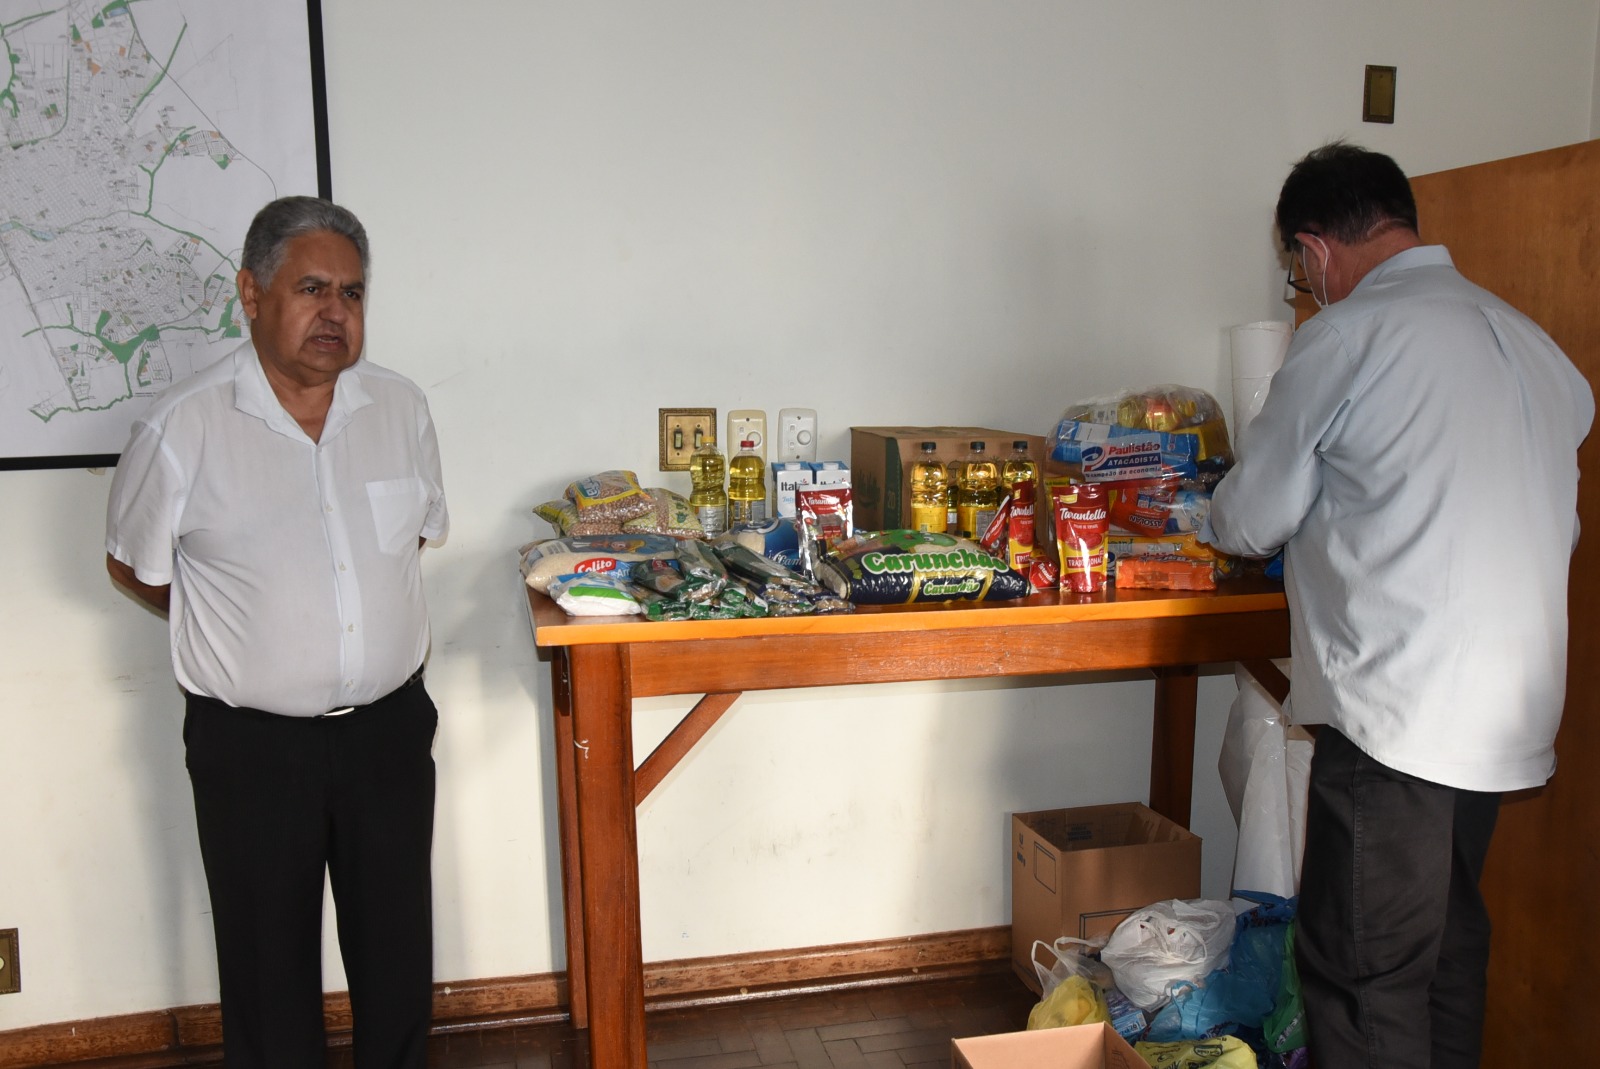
[
  {"left": 1230, "top": 321, "right": 1293, "bottom": 447},
  {"left": 1230, "top": 320, "right": 1293, "bottom": 378}
]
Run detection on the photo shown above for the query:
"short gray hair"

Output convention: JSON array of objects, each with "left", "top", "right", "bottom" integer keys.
[{"left": 240, "top": 196, "right": 370, "bottom": 289}]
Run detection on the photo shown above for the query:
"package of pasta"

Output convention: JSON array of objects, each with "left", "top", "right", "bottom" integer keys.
[
  {"left": 818, "top": 530, "right": 1031, "bottom": 605},
  {"left": 622, "top": 488, "right": 704, "bottom": 538},
  {"left": 534, "top": 498, "right": 623, "bottom": 537},
  {"left": 518, "top": 534, "right": 678, "bottom": 593},
  {"left": 711, "top": 539, "right": 853, "bottom": 615},
  {"left": 564, "top": 469, "right": 656, "bottom": 524}
]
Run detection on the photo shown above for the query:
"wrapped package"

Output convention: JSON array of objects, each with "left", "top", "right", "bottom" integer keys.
[
  {"left": 534, "top": 498, "right": 622, "bottom": 537},
  {"left": 623, "top": 488, "right": 704, "bottom": 538},
  {"left": 518, "top": 534, "right": 678, "bottom": 593},
  {"left": 1047, "top": 386, "right": 1238, "bottom": 583},
  {"left": 819, "top": 530, "right": 1031, "bottom": 604},
  {"left": 564, "top": 469, "right": 656, "bottom": 524}
]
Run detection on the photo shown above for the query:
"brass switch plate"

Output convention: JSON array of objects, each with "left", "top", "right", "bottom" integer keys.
[
  {"left": 0, "top": 929, "right": 18, "bottom": 994},
  {"left": 1363, "top": 65, "right": 1396, "bottom": 124},
  {"left": 659, "top": 408, "right": 716, "bottom": 471}
]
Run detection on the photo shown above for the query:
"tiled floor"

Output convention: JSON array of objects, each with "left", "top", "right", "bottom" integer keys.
[{"left": 66, "top": 970, "right": 1037, "bottom": 1069}]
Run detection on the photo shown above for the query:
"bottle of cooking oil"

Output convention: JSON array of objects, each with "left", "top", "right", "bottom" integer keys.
[
  {"left": 956, "top": 440, "right": 999, "bottom": 540},
  {"left": 1000, "top": 439, "right": 1037, "bottom": 497},
  {"left": 945, "top": 451, "right": 963, "bottom": 532},
  {"left": 727, "top": 439, "right": 767, "bottom": 526},
  {"left": 689, "top": 437, "right": 728, "bottom": 536},
  {"left": 909, "top": 440, "right": 948, "bottom": 533}
]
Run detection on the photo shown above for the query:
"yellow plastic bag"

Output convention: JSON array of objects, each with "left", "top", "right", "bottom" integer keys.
[
  {"left": 1133, "top": 1035, "right": 1257, "bottom": 1068},
  {"left": 1026, "top": 974, "right": 1109, "bottom": 1031}
]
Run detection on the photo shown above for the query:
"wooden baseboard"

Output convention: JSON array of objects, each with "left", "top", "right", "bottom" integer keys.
[{"left": 0, "top": 926, "right": 1011, "bottom": 1068}]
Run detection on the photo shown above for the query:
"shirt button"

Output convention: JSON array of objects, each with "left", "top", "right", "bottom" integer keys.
[
  {"left": 347, "top": 623, "right": 356, "bottom": 633},
  {"left": 325, "top": 504, "right": 334, "bottom": 513},
  {"left": 345, "top": 680, "right": 355, "bottom": 689},
  {"left": 339, "top": 562, "right": 347, "bottom": 571}
]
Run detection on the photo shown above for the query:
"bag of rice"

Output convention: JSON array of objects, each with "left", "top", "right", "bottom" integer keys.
[{"left": 518, "top": 534, "right": 679, "bottom": 593}]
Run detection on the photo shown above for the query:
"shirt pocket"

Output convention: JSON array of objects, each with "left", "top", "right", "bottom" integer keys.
[{"left": 366, "top": 477, "right": 429, "bottom": 554}]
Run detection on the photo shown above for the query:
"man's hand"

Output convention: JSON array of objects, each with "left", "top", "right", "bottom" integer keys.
[{"left": 107, "top": 554, "right": 171, "bottom": 614}]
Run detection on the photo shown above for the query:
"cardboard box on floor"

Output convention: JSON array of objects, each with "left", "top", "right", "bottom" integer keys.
[
  {"left": 850, "top": 427, "right": 1050, "bottom": 531},
  {"left": 951, "top": 1022, "right": 1145, "bottom": 1068},
  {"left": 1011, "top": 802, "right": 1201, "bottom": 994}
]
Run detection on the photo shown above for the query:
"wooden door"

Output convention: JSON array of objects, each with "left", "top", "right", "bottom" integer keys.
[{"left": 1411, "top": 140, "right": 1600, "bottom": 1063}]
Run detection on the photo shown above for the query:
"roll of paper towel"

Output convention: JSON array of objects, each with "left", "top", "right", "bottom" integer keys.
[{"left": 1230, "top": 321, "right": 1293, "bottom": 448}]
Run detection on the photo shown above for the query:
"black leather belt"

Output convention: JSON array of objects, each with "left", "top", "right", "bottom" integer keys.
[{"left": 317, "top": 664, "right": 426, "bottom": 718}]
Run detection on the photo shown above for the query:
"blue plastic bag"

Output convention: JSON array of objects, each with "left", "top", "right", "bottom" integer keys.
[{"left": 1145, "top": 892, "right": 1296, "bottom": 1043}]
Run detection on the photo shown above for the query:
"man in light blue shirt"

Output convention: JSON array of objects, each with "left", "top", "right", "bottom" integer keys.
[{"left": 1204, "top": 143, "right": 1591, "bottom": 1069}]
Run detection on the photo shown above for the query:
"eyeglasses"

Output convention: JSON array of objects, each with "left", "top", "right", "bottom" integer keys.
[{"left": 1284, "top": 252, "right": 1313, "bottom": 303}]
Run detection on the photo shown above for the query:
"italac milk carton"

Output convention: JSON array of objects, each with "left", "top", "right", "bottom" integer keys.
[
  {"left": 808, "top": 460, "right": 850, "bottom": 489},
  {"left": 771, "top": 461, "right": 813, "bottom": 518}
]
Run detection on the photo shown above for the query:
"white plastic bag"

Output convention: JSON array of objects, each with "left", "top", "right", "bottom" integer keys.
[
  {"left": 1100, "top": 899, "right": 1236, "bottom": 1011},
  {"left": 1218, "top": 663, "right": 1312, "bottom": 899},
  {"left": 1031, "top": 935, "right": 1113, "bottom": 996}
]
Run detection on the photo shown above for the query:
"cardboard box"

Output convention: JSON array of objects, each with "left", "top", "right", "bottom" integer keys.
[
  {"left": 952, "top": 1022, "right": 1145, "bottom": 1069},
  {"left": 1011, "top": 802, "right": 1201, "bottom": 994},
  {"left": 851, "top": 427, "right": 1049, "bottom": 531}
]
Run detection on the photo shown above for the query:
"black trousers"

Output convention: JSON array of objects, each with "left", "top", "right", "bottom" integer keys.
[
  {"left": 1297, "top": 727, "right": 1500, "bottom": 1069},
  {"left": 184, "top": 679, "right": 437, "bottom": 1069}
]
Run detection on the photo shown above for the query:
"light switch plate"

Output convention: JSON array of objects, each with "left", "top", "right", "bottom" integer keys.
[
  {"left": 727, "top": 409, "right": 767, "bottom": 463},
  {"left": 778, "top": 407, "right": 818, "bottom": 462},
  {"left": 659, "top": 408, "right": 716, "bottom": 471}
]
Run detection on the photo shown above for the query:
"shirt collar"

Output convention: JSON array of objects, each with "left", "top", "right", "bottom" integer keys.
[
  {"left": 232, "top": 342, "right": 374, "bottom": 442},
  {"left": 1355, "top": 244, "right": 1455, "bottom": 293}
]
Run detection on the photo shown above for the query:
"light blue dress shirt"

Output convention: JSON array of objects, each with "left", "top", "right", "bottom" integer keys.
[{"left": 1204, "top": 246, "right": 1592, "bottom": 791}]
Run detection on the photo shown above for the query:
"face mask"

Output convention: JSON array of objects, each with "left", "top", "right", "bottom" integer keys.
[{"left": 1300, "top": 235, "right": 1331, "bottom": 309}]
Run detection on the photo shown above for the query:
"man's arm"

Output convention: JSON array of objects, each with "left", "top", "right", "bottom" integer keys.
[
  {"left": 1205, "top": 320, "right": 1354, "bottom": 556},
  {"left": 107, "top": 554, "right": 171, "bottom": 614}
]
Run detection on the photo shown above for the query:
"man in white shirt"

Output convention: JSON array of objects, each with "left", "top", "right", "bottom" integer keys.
[
  {"left": 106, "top": 197, "right": 448, "bottom": 1068},
  {"left": 1204, "top": 143, "right": 1591, "bottom": 1069}
]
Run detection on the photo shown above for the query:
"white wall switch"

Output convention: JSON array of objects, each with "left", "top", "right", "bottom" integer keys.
[
  {"left": 778, "top": 407, "right": 818, "bottom": 462},
  {"left": 727, "top": 409, "right": 767, "bottom": 462}
]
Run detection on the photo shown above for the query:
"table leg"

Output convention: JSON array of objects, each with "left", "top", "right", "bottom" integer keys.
[
  {"left": 1148, "top": 665, "right": 1198, "bottom": 828},
  {"left": 550, "top": 648, "right": 588, "bottom": 1027},
  {"left": 568, "top": 643, "right": 648, "bottom": 1066}
]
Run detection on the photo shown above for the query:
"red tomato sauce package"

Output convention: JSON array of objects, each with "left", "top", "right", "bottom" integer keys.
[{"left": 1051, "top": 483, "right": 1110, "bottom": 594}]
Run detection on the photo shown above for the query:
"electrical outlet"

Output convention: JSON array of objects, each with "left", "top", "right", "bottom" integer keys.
[
  {"left": 0, "top": 928, "right": 18, "bottom": 994},
  {"left": 727, "top": 409, "right": 767, "bottom": 462},
  {"left": 778, "top": 407, "right": 818, "bottom": 462},
  {"left": 659, "top": 408, "right": 717, "bottom": 471}
]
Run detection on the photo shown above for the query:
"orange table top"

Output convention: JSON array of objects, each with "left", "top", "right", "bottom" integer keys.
[{"left": 528, "top": 575, "right": 1287, "bottom": 647}]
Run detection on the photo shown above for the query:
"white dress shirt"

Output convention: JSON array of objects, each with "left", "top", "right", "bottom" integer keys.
[
  {"left": 107, "top": 343, "right": 449, "bottom": 716},
  {"left": 1204, "top": 246, "right": 1592, "bottom": 791}
]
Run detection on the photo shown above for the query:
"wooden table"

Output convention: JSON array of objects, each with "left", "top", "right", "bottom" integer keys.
[{"left": 526, "top": 579, "right": 1289, "bottom": 1067}]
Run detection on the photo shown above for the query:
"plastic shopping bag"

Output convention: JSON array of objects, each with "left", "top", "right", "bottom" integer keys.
[
  {"left": 1027, "top": 974, "right": 1110, "bottom": 1030},
  {"left": 1026, "top": 937, "right": 1113, "bottom": 1030},
  {"left": 1134, "top": 1036, "right": 1259, "bottom": 1068},
  {"left": 1145, "top": 891, "right": 1295, "bottom": 1042},
  {"left": 1100, "top": 899, "right": 1236, "bottom": 1012},
  {"left": 1218, "top": 663, "right": 1312, "bottom": 899}
]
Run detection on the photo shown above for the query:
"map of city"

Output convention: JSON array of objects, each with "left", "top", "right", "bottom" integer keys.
[{"left": 0, "top": 0, "right": 320, "bottom": 464}]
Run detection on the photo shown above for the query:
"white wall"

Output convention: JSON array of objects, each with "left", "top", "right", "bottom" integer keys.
[{"left": 4, "top": 0, "right": 1596, "bottom": 1031}]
